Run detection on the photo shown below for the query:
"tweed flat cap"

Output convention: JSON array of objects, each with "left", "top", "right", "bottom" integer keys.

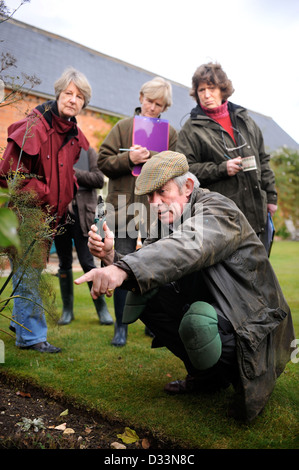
[{"left": 134, "top": 151, "right": 189, "bottom": 195}]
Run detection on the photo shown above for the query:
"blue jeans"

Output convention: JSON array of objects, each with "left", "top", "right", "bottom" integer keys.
[{"left": 11, "top": 266, "right": 47, "bottom": 347}]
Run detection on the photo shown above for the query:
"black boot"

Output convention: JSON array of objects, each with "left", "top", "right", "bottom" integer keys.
[
  {"left": 95, "top": 297, "right": 114, "bottom": 325},
  {"left": 88, "top": 283, "right": 113, "bottom": 324},
  {"left": 111, "top": 287, "right": 128, "bottom": 347},
  {"left": 57, "top": 269, "right": 74, "bottom": 325},
  {"left": 94, "top": 296, "right": 114, "bottom": 325}
]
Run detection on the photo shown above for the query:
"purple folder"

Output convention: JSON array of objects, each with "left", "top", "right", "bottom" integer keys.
[{"left": 132, "top": 115, "right": 169, "bottom": 176}]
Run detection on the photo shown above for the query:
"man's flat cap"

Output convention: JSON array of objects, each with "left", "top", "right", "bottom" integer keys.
[{"left": 134, "top": 151, "right": 189, "bottom": 195}]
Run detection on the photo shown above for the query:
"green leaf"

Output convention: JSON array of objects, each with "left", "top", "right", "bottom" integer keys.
[
  {"left": 0, "top": 207, "right": 20, "bottom": 250},
  {"left": 117, "top": 427, "right": 139, "bottom": 444},
  {"left": 0, "top": 189, "right": 10, "bottom": 205}
]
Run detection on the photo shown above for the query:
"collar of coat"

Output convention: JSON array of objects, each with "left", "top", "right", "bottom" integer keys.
[
  {"left": 35, "top": 100, "right": 79, "bottom": 138},
  {"left": 133, "top": 107, "right": 162, "bottom": 119},
  {"left": 190, "top": 101, "right": 246, "bottom": 120}
]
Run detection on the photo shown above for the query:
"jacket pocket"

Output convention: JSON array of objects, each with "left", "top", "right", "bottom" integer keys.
[{"left": 236, "top": 307, "right": 287, "bottom": 380}]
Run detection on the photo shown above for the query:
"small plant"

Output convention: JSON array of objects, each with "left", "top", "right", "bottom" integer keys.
[
  {"left": 0, "top": 173, "right": 59, "bottom": 334},
  {"left": 17, "top": 417, "right": 46, "bottom": 433}
]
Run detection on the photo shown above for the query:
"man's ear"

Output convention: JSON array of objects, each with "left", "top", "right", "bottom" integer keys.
[{"left": 185, "top": 178, "right": 194, "bottom": 197}]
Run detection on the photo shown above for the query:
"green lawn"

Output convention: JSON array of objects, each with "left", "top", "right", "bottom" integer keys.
[{"left": 0, "top": 241, "right": 298, "bottom": 449}]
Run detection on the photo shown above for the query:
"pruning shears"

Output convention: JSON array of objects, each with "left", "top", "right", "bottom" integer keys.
[{"left": 94, "top": 195, "right": 106, "bottom": 241}]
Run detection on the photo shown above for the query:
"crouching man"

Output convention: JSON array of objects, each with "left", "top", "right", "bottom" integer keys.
[{"left": 75, "top": 151, "right": 295, "bottom": 421}]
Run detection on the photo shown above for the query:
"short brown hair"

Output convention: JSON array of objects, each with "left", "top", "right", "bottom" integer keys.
[{"left": 190, "top": 62, "right": 234, "bottom": 105}]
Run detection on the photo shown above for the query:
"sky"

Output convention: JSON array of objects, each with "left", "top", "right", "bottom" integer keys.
[{"left": 4, "top": 0, "right": 299, "bottom": 144}]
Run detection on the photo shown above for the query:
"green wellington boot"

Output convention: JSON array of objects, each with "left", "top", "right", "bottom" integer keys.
[
  {"left": 57, "top": 269, "right": 74, "bottom": 325},
  {"left": 87, "top": 281, "right": 113, "bottom": 325},
  {"left": 93, "top": 295, "right": 114, "bottom": 325},
  {"left": 111, "top": 287, "right": 128, "bottom": 346}
]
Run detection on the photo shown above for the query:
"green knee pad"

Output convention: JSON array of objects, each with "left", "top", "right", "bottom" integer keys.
[
  {"left": 179, "top": 301, "right": 222, "bottom": 370},
  {"left": 122, "top": 288, "right": 159, "bottom": 324}
]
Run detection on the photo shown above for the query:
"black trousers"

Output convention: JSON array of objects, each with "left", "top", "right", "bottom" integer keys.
[
  {"left": 54, "top": 205, "right": 95, "bottom": 274},
  {"left": 140, "top": 272, "right": 238, "bottom": 391}
]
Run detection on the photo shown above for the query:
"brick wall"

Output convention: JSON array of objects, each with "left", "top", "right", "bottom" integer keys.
[{"left": 0, "top": 90, "right": 113, "bottom": 155}]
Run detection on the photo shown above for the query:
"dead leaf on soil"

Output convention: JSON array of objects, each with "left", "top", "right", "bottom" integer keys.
[
  {"left": 63, "top": 428, "right": 75, "bottom": 435},
  {"left": 54, "top": 422, "right": 67, "bottom": 431},
  {"left": 142, "top": 438, "right": 150, "bottom": 449},
  {"left": 111, "top": 441, "right": 126, "bottom": 449},
  {"left": 117, "top": 427, "right": 139, "bottom": 444},
  {"left": 16, "top": 391, "right": 31, "bottom": 398}
]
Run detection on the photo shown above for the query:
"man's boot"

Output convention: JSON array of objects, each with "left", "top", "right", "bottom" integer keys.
[
  {"left": 57, "top": 269, "right": 74, "bottom": 325},
  {"left": 88, "top": 282, "right": 113, "bottom": 325},
  {"left": 111, "top": 287, "right": 128, "bottom": 347}
]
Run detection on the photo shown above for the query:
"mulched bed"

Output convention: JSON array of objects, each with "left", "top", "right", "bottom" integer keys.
[{"left": 0, "top": 374, "right": 177, "bottom": 449}]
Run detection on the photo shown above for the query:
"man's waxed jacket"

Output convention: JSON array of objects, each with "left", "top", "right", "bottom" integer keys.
[{"left": 116, "top": 188, "right": 294, "bottom": 421}]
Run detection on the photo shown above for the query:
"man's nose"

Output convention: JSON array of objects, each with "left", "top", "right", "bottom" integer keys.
[{"left": 150, "top": 193, "right": 162, "bottom": 204}]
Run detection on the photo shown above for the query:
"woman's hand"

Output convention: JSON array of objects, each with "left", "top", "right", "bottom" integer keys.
[
  {"left": 267, "top": 203, "right": 277, "bottom": 217},
  {"left": 226, "top": 156, "right": 243, "bottom": 176},
  {"left": 129, "top": 145, "right": 150, "bottom": 164}
]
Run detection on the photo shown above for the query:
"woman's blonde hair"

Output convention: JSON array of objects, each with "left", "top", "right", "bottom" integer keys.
[
  {"left": 54, "top": 67, "right": 92, "bottom": 108},
  {"left": 140, "top": 76, "right": 173, "bottom": 111}
]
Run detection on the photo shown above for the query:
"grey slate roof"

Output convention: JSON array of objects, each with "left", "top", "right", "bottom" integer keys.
[{"left": 1, "top": 18, "right": 299, "bottom": 153}]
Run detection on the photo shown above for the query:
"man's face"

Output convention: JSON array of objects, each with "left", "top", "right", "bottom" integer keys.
[
  {"left": 147, "top": 179, "right": 192, "bottom": 225},
  {"left": 57, "top": 81, "right": 85, "bottom": 119}
]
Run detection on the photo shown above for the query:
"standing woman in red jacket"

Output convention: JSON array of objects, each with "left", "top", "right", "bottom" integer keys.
[{"left": 0, "top": 67, "right": 91, "bottom": 353}]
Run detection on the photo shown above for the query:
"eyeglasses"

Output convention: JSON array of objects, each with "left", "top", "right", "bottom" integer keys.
[{"left": 221, "top": 127, "right": 247, "bottom": 152}]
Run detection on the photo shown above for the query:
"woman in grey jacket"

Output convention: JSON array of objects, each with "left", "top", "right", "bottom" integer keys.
[{"left": 176, "top": 62, "right": 277, "bottom": 255}]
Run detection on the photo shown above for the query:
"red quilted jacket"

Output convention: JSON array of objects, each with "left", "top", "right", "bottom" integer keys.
[{"left": 0, "top": 101, "right": 89, "bottom": 224}]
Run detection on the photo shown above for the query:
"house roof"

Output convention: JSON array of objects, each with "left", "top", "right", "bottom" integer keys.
[{"left": 1, "top": 17, "right": 299, "bottom": 152}]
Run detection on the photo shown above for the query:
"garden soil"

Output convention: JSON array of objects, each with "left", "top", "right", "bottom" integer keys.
[{"left": 0, "top": 374, "right": 177, "bottom": 450}]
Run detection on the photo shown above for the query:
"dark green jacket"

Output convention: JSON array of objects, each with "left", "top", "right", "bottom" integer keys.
[
  {"left": 176, "top": 102, "right": 277, "bottom": 234},
  {"left": 118, "top": 188, "right": 294, "bottom": 421}
]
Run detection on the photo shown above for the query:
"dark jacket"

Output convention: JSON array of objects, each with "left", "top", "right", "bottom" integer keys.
[
  {"left": 74, "top": 147, "right": 105, "bottom": 237},
  {"left": 0, "top": 101, "right": 89, "bottom": 223},
  {"left": 98, "top": 108, "right": 177, "bottom": 236},
  {"left": 117, "top": 188, "right": 294, "bottom": 421},
  {"left": 176, "top": 102, "right": 277, "bottom": 234}
]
